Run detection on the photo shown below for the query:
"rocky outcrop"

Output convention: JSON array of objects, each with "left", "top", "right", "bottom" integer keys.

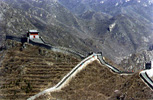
[
  {"left": 119, "top": 50, "right": 153, "bottom": 71},
  {"left": 108, "top": 22, "right": 116, "bottom": 32}
]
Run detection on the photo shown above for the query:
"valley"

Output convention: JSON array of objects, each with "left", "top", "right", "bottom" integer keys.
[
  {"left": 0, "top": 0, "right": 153, "bottom": 64},
  {"left": 0, "top": 0, "right": 153, "bottom": 100}
]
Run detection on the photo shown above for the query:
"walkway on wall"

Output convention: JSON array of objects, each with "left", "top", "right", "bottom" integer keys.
[
  {"left": 27, "top": 53, "right": 98, "bottom": 100},
  {"left": 97, "top": 55, "right": 133, "bottom": 75},
  {"left": 6, "top": 36, "right": 85, "bottom": 59},
  {"left": 98, "top": 55, "right": 153, "bottom": 90},
  {"left": 29, "top": 36, "right": 85, "bottom": 59},
  {"left": 5, "top": 35, "right": 151, "bottom": 100},
  {"left": 27, "top": 53, "right": 153, "bottom": 100},
  {"left": 5, "top": 35, "right": 153, "bottom": 100},
  {"left": 140, "top": 70, "right": 153, "bottom": 90},
  {"left": 28, "top": 53, "right": 150, "bottom": 100}
]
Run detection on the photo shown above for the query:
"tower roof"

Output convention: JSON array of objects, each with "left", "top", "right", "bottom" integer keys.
[{"left": 28, "top": 30, "right": 39, "bottom": 33}]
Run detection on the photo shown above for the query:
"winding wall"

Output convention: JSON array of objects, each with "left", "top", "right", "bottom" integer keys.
[
  {"left": 27, "top": 53, "right": 153, "bottom": 100},
  {"left": 27, "top": 53, "right": 99, "bottom": 100},
  {"left": 6, "top": 36, "right": 85, "bottom": 59},
  {"left": 140, "top": 70, "right": 153, "bottom": 90}
]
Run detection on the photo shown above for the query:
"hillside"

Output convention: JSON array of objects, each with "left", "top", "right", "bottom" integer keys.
[
  {"left": 0, "top": 0, "right": 153, "bottom": 64},
  {"left": 0, "top": 0, "right": 93, "bottom": 55},
  {"left": 0, "top": 40, "right": 152, "bottom": 100},
  {"left": 59, "top": 0, "right": 153, "bottom": 18},
  {"left": 59, "top": 0, "right": 153, "bottom": 63},
  {"left": 0, "top": 40, "right": 81, "bottom": 100},
  {"left": 119, "top": 50, "right": 153, "bottom": 71},
  {"left": 0, "top": 0, "right": 153, "bottom": 99},
  {"left": 36, "top": 61, "right": 153, "bottom": 100}
]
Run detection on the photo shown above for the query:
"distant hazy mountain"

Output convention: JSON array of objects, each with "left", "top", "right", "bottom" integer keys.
[
  {"left": 59, "top": 0, "right": 153, "bottom": 19},
  {"left": 58, "top": 0, "right": 153, "bottom": 62},
  {"left": 0, "top": 0, "right": 153, "bottom": 64}
]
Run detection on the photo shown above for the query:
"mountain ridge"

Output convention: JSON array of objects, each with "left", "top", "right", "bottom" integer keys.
[{"left": 0, "top": 0, "right": 153, "bottom": 65}]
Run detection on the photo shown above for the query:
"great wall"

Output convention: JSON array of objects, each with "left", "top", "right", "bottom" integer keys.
[{"left": 0, "top": 30, "right": 152, "bottom": 100}]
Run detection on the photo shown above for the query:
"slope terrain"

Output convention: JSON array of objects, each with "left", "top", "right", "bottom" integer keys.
[
  {"left": 59, "top": 0, "right": 153, "bottom": 18},
  {"left": 0, "top": 40, "right": 81, "bottom": 100},
  {"left": 36, "top": 61, "right": 153, "bottom": 100},
  {"left": 0, "top": 0, "right": 93, "bottom": 54},
  {"left": 119, "top": 50, "right": 153, "bottom": 71},
  {"left": 0, "top": 0, "right": 153, "bottom": 64},
  {"left": 59, "top": 0, "right": 153, "bottom": 63},
  {"left": 0, "top": 40, "right": 153, "bottom": 100}
]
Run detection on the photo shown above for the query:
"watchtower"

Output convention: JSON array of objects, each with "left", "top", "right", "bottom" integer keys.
[
  {"left": 27, "top": 30, "right": 39, "bottom": 42},
  {"left": 145, "top": 61, "right": 153, "bottom": 69}
]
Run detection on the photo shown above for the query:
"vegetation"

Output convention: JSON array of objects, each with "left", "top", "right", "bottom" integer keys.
[
  {"left": 38, "top": 61, "right": 153, "bottom": 100},
  {"left": 0, "top": 40, "right": 81, "bottom": 100}
]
